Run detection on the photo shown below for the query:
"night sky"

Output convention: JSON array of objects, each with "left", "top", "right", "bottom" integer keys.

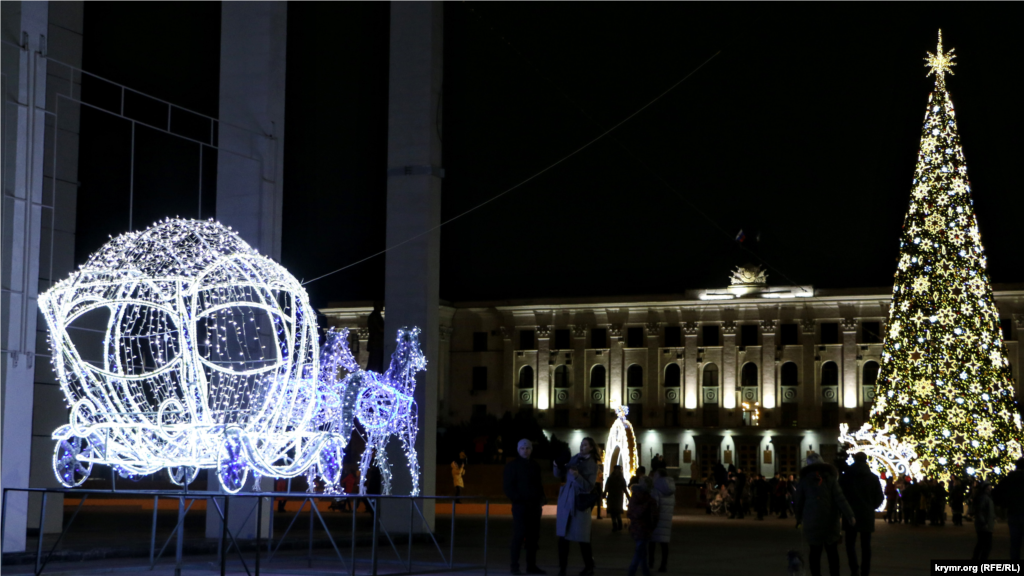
[{"left": 77, "top": 3, "right": 1024, "bottom": 310}]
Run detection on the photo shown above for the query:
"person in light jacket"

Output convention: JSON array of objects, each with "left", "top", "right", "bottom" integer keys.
[
  {"left": 795, "top": 452, "right": 855, "bottom": 576},
  {"left": 647, "top": 470, "right": 675, "bottom": 573},
  {"left": 553, "top": 437, "right": 599, "bottom": 576}
]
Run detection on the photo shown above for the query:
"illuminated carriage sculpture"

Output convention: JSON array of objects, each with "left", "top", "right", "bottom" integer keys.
[{"left": 40, "top": 218, "right": 424, "bottom": 495}]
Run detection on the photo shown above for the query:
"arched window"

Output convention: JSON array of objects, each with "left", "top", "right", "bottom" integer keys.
[
  {"left": 554, "top": 365, "right": 569, "bottom": 388},
  {"left": 664, "top": 364, "right": 681, "bottom": 387},
  {"left": 821, "top": 362, "right": 839, "bottom": 386},
  {"left": 781, "top": 362, "right": 799, "bottom": 386},
  {"left": 702, "top": 363, "right": 719, "bottom": 387},
  {"left": 627, "top": 365, "right": 643, "bottom": 388},
  {"left": 591, "top": 365, "right": 606, "bottom": 387},
  {"left": 518, "top": 365, "right": 534, "bottom": 388},
  {"left": 741, "top": 363, "right": 758, "bottom": 387},
  {"left": 863, "top": 361, "right": 879, "bottom": 386}
]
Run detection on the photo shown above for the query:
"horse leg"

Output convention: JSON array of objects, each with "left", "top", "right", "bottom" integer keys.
[{"left": 398, "top": 404, "right": 420, "bottom": 496}]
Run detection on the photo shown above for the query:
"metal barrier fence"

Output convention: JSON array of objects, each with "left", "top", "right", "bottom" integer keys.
[{"left": 1, "top": 487, "right": 489, "bottom": 576}]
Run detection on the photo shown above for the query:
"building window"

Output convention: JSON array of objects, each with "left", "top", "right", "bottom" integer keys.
[
  {"left": 698, "top": 444, "right": 717, "bottom": 480},
  {"left": 664, "top": 363, "right": 681, "bottom": 388},
  {"left": 863, "top": 361, "right": 879, "bottom": 386},
  {"left": 472, "top": 366, "right": 487, "bottom": 391},
  {"left": 737, "top": 444, "right": 757, "bottom": 473},
  {"left": 1001, "top": 318, "right": 1013, "bottom": 341},
  {"left": 518, "top": 365, "right": 534, "bottom": 388},
  {"left": 663, "top": 443, "right": 680, "bottom": 468},
  {"left": 628, "top": 403, "right": 643, "bottom": 427},
  {"left": 472, "top": 404, "right": 487, "bottom": 421},
  {"left": 590, "top": 405, "right": 606, "bottom": 428},
  {"left": 554, "top": 329, "right": 571, "bottom": 350},
  {"left": 741, "top": 324, "right": 758, "bottom": 347},
  {"left": 821, "top": 362, "right": 839, "bottom": 386},
  {"left": 780, "top": 323, "right": 798, "bottom": 346},
  {"left": 664, "top": 404, "right": 680, "bottom": 427},
  {"left": 741, "top": 363, "right": 758, "bottom": 387},
  {"left": 554, "top": 365, "right": 570, "bottom": 388},
  {"left": 473, "top": 331, "right": 488, "bottom": 352},
  {"left": 627, "top": 365, "right": 643, "bottom": 388},
  {"left": 627, "top": 327, "right": 644, "bottom": 348},
  {"left": 782, "top": 403, "right": 798, "bottom": 427},
  {"left": 781, "top": 362, "right": 798, "bottom": 386},
  {"left": 519, "top": 329, "right": 535, "bottom": 350},
  {"left": 820, "top": 323, "right": 839, "bottom": 344},
  {"left": 702, "top": 363, "right": 719, "bottom": 387},
  {"left": 591, "top": 328, "right": 607, "bottom": 349},
  {"left": 777, "top": 444, "right": 798, "bottom": 476},
  {"left": 591, "top": 365, "right": 606, "bottom": 387},
  {"left": 862, "top": 322, "right": 882, "bottom": 344},
  {"left": 554, "top": 408, "right": 570, "bottom": 428},
  {"left": 664, "top": 326, "right": 682, "bottom": 348},
  {"left": 702, "top": 325, "right": 720, "bottom": 347}
]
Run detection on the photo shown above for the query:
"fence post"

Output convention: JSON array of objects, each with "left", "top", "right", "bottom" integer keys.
[
  {"left": 220, "top": 496, "right": 229, "bottom": 576},
  {"left": 408, "top": 499, "right": 414, "bottom": 572},
  {"left": 174, "top": 497, "right": 185, "bottom": 576},
  {"left": 34, "top": 492, "right": 47, "bottom": 575},
  {"left": 370, "top": 497, "right": 379, "bottom": 576},
  {"left": 483, "top": 500, "right": 489, "bottom": 576},
  {"left": 350, "top": 498, "right": 357, "bottom": 576},
  {"left": 449, "top": 499, "right": 455, "bottom": 569},
  {"left": 255, "top": 496, "right": 262, "bottom": 576},
  {"left": 308, "top": 498, "right": 314, "bottom": 568},
  {"left": 150, "top": 495, "right": 159, "bottom": 568}
]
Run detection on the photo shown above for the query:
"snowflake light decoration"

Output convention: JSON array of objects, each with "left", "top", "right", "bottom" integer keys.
[
  {"left": 839, "top": 423, "right": 923, "bottom": 512},
  {"left": 39, "top": 219, "right": 426, "bottom": 495}
]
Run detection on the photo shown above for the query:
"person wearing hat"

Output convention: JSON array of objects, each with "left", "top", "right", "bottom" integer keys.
[
  {"left": 795, "top": 452, "right": 855, "bottom": 576},
  {"left": 994, "top": 457, "right": 1024, "bottom": 561},
  {"left": 972, "top": 480, "right": 995, "bottom": 561}
]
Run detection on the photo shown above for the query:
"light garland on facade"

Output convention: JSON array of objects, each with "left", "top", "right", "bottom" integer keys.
[
  {"left": 841, "top": 32, "right": 1021, "bottom": 484},
  {"left": 603, "top": 406, "right": 639, "bottom": 510},
  {"left": 40, "top": 218, "right": 426, "bottom": 495}
]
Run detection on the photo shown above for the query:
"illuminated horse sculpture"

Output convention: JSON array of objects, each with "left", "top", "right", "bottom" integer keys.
[{"left": 316, "top": 326, "right": 425, "bottom": 496}]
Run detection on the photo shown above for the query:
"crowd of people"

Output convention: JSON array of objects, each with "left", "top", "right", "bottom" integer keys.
[{"left": 502, "top": 440, "right": 1022, "bottom": 576}]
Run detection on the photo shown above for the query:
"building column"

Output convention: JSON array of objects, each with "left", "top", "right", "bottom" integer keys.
[
  {"left": 1, "top": 1, "right": 48, "bottom": 552},
  {"left": 760, "top": 320, "right": 777, "bottom": 410},
  {"left": 610, "top": 325, "right": 624, "bottom": 409},
  {"left": 572, "top": 325, "right": 587, "bottom": 420},
  {"left": 646, "top": 323, "right": 661, "bottom": 418},
  {"left": 382, "top": 1, "right": 443, "bottom": 528},
  {"left": 722, "top": 322, "right": 737, "bottom": 410},
  {"left": 501, "top": 326, "right": 515, "bottom": 412},
  {"left": 841, "top": 318, "right": 858, "bottom": 409},
  {"left": 536, "top": 327, "right": 551, "bottom": 410},
  {"left": 683, "top": 322, "right": 698, "bottom": 410},
  {"left": 802, "top": 319, "right": 818, "bottom": 428}
]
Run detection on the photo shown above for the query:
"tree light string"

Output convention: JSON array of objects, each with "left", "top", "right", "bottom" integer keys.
[{"left": 41, "top": 218, "right": 426, "bottom": 495}]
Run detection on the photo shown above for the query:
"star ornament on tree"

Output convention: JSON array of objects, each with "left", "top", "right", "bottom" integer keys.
[{"left": 925, "top": 30, "right": 956, "bottom": 83}]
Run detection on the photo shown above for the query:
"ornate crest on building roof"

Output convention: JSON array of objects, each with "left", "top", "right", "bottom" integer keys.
[{"left": 730, "top": 263, "right": 768, "bottom": 287}]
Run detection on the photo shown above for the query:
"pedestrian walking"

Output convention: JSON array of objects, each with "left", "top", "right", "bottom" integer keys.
[
  {"left": 647, "top": 470, "right": 675, "bottom": 573},
  {"left": 949, "top": 478, "right": 966, "bottom": 527},
  {"left": 504, "top": 439, "right": 547, "bottom": 575},
  {"left": 629, "top": 466, "right": 651, "bottom": 496},
  {"left": 775, "top": 475, "right": 790, "bottom": 519},
  {"left": 452, "top": 451, "right": 467, "bottom": 503},
  {"left": 752, "top": 474, "right": 769, "bottom": 520},
  {"left": 603, "top": 465, "right": 628, "bottom": 532},
  {"left": 840, "top": 453, "right": 884, "bottom": 576},
  {"left": 972, "top": 482, "right": 995, "bottom": 562},
  {"left": 553, "top": 437, "right": 599, "bottom": 576},
  {"left": 626, "top": 483, "right": 659, "bottom": 576},
  {"left": 994, "top": 457, "right": 1024, "bottom": 561},
  {"left": 595, "top": 466, "right": 604, "bottom": 520},
  {"left": 795, "top": 452, "right": 855, "bottom": 576}
]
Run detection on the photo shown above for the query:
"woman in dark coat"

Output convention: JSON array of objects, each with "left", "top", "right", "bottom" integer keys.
[
  {"left": 840, "top": 453, "right": 884, "bottom": 576},
  {"left": 603, "top": 465, "right": 628, "bottom": 532},
  {"left": 795, "top": 452, "right": 855, "bottom": 576}
]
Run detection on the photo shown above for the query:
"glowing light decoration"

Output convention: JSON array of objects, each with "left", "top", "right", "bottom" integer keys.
[
  {"left": 839, "top": 423, "right": 923, "bottom": 512},
  {"left": 843, "top": 32, "right": 1022, "bottom": 484},
  {"left": 39, "top": 218, "right": 427, "bottom": 495},
  {"left": 602, "top": 406, "right": 639, "bottom": 510}
]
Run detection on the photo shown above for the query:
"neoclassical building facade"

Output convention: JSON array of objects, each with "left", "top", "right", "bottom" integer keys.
[{"left": 323, "top": 275, "right": 1023, "bottom": 481}]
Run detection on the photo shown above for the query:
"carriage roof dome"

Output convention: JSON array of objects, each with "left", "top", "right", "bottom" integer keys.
[{"left": 80, "top": 218, "right": 261, "bottom": 278}]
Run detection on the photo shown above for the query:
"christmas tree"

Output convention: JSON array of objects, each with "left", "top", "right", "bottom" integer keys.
[{"left": 867, "top": 31, "right": 1022, "bottom": 482}]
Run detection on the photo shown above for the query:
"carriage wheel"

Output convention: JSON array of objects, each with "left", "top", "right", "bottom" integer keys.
[
  {"left": 168, "top": 466, "right": 199, "bottom": 487},
  {"left": 52, "top": 437, "right": 94, "bottom": 488},
  {"left": 217, "top": 431, "right": 249, "bottom": 493}
]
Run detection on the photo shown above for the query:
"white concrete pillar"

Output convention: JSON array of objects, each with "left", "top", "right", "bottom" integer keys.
[
  {"left": 382, "top": 0, "right": 443, "bottom": 529},
  {"left": 610, "top": 325, "right": 624, "bottom": 409},
  {"left": 722, "top": 322, "right": 737, "bottom": 409},
  {"left": 646, "top": 323, "right": 660, "bottom": 415},
  {"left": 683, "top": 323, "right": 698, "bottom": 409},
  {"left": 760, "top": 320, "right": 777, "bottom": 409},
  {"left": 216, "top": 1, "right": 287, "bottom": 260},
  {"left": 841, "top": 318, "right": 858, "bottom": 409},
  {"left": 1, "top": 1, "right": 48, "bottom": 552},
  {"left": 537, "top": 327, "right": 551, "bottom": 410},
  {"left": 207, "top": 1, "right": 287, "bottom": 538}
]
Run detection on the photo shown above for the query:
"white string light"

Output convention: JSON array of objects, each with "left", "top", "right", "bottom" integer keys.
[{"left": 602, "top": 406, "right": 639, "bottom": 510}]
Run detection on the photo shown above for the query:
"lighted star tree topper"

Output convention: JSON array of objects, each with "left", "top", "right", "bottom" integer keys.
[{"left": 845, "top": 31, "right": 1021, "bottom": 483}]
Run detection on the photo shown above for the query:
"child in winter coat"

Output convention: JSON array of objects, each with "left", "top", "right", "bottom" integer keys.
[{"left": 627, "top": 483, "right": 660, "bottom": 576}]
